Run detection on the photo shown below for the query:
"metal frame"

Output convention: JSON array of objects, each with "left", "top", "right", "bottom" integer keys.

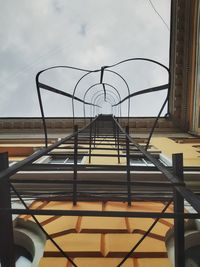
[
  {"left": 0, "top": 115, "right": 200, "bottom": 266},
  {"left": 1, "top": 58, "right": 193, "bottom": 266},
  {"left": 36, "top": 58, "right": 169, "bottom": 147},
  {"left": 92, "top": 92, "right": 118, "bottom": 116},
  {"left": 83, "top": 83, "right": 122, "bottom": 118}
]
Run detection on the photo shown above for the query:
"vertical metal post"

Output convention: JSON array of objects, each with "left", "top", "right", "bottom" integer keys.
[
  {"left": 0, "top": 152, "right": 15, "bottom": 267},
  {"left": 126, "top": 126, "right": 131, "bottom": 206},
  {"left": 89, "top": 118, "right": 92, "bottom": 164},
  {"left": 117, "top": 119, "right": 120, "bottom": 164},
  {"left": 36, "top": 84, "right": 48, "bottom": 148},
  {"left": 73, "top": 125, "right": 78, "bottom": 205},
  {"left": 93, "top": 121, "right": 96, "bottom": 148},
  {"left": 113, "top": 121, "right": 117, "bottom": 148},
  {"left": 172, "top": 153, "right": 185, "bottom": 267}
]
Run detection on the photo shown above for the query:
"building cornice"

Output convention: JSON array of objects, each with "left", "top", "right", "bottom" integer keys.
[{"left": 170, "top": 0, "right": 199, "bottom": 131}]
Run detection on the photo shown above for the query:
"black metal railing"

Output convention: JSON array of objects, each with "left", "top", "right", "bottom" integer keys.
[{"left": 0, "top": 115, "right": 199, "bottom": 267}]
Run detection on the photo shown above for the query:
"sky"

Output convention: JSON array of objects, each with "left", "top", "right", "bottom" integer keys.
[{"left": 0, "top": 0, "right": 171, "bottom": 117}]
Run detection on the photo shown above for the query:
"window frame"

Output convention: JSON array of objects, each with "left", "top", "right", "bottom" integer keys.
[{"left": 34, "top": 151, "right": 87, "bottom": 165}]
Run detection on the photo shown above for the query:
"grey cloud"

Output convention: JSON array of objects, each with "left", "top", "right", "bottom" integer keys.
[
  {"left": 0, "top": 0, "right": 171, "bottom": 117},
  {"left": 79, "top": 23, "right": 87, "bottom": 36}
]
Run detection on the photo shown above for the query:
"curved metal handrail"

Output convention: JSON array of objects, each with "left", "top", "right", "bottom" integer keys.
[
  {"left": 93, "top": 93, "right": 117, "bottom": 116},
  {"left": 83, "top": 83, "right": 122, "bottom": 118},
  {"left": 36, "top": 58, "right": 169, "bottom": 149}
]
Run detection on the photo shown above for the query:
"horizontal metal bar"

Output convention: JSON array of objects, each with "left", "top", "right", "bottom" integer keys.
[
  {"left": 10, "top": 179, "right": 184, "bottom": 187},
  {"left": 46, "top": 153, "right": 146, "bottom": 158},
  {"left": 113, "top": 117, "right": 200, "bottom": 214},
  {"left": 1, "top": 208, "right": 199, "bottom": 219},
  {"left": 0, "top": 117, "right": 99, "bottom": 181},
  {"left": 50, "top": 147, "right": 150, "bottom": 152},
  {"left": 22, "top": 164, "right": 166, "bottom": 172},
  {"left": 14, "top": 192, "right": 200, "bottom": 201},
  {"left": 60, "top": 141, "right": 128, "bottom": 146}
]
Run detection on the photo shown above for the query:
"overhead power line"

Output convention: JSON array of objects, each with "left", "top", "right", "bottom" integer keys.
[{"left": 148, "top": 0, "right": 170, "bottom": 31}]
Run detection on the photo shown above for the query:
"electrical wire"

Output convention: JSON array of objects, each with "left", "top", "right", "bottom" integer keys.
[{"left": 148, "top": 0, "right": 170, "bottom": 31}]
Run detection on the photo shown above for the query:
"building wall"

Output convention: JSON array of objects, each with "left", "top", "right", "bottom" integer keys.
[
  {"left": 151, "top": 137, "right": 200, "bottom": 166},
  {"left": 3, "top": 135, "right": 200, "bottom": 167},
  {"left": 3, "top": 134, "right": 199, "bottom": 266}
]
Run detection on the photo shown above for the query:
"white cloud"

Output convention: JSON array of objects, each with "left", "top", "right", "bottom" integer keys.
[{"left": 0, "top": 0, "right": 171, "bottom": 117}]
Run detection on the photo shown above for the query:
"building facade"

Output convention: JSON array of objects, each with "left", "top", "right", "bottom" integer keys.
[{"left": 0, "top": 0, "right": 200, "bottom": 267}]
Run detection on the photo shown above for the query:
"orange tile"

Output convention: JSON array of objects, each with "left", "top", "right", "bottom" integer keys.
[
  {"left": 28, "top": 215, "right": 52, "bottom": 224},
  {"left": 104, "top": 233, "right": 141, "bottom": 256},
  {"left": 43, "top": 216, "right": 78, "bottom": 236},
  {"left": 38, "top": 257, "right": 68, "bottom": 267},
  {"left": 137, "top": 258, "right": 172, "bottom": 267},
  {"left": 134, "top": 235, "right": 167, "bottom": 253},
  {"left": 44, "top": 233, "right": 102, "bottom": 257},
  {"left": 74, "top": 258, "right": 134, "bottom": 267},
  {"left": 105, "top": 201, "right": 167, "bottom": 212},
  {"left": 27, "top": 201, "right": 73, "bottom": 224},
  {"left": 80, "top": 217, "right": 127, "bottom": 233},
  {"left": 105, "top": 234, "right": 167, "bottom": 257},
  {"left": 20, "top": 201, "right": 47, "bottom": 220},
  {"left": 43, "top": 201, "right": 73, "bottom": 210},
  {"left": 71, "top": 202, "right": 102, "bottom": 211},
  {"left": 129, "top": 202, "right": 165, "bottom": 212},
  {"left": 28, "top": 201, "right": 100, "bottom": 224},
  {"left": 128, "top": 218, "right": 171, "bottom": 237},
  {"left": 105, "top": 201, "right": 131, "bottom": 211}
]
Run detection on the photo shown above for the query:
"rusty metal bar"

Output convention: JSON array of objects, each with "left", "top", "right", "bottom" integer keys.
[
  {"left": 73, "top": 125, "right": 78, "bottom": 205},
  {"left": 173, "top": 153, "right": 185, "bottom": 267},
  {"left": 113, "top": 117, "right": 200, "bottom": 214},
  {"left": 0, "top": 116, "right": 99, "bottom": 181},
  {"left": 126, "top": 126, "right": 131, "bottom": 206},
  {"left": 89, "top": 118, "right": 92, "bottom": 164},
  {"left": 93, "top": 121, "right": 96, "bottom": 148},
  {"left": 117, "top": 118, "right": 120, "bottom": 164},
  {"left": 1, "top": 207, "right": 199, "bottom": 219},
  {"left": 0, "top": 152, "right": 15, "bottom": 267}
]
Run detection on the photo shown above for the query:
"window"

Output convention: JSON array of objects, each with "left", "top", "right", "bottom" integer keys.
[
  {"left": 130, "top": 154, "right": 170, "bottom": 167},
  {"left": 48, "top": 155, "right": 83, "bottom": 164},
  {"left": 130, "top": 157, "right": 155, "bottom": 167},
  {"left": 34, "top": 152, "right": 86, "bottom": 164}
]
